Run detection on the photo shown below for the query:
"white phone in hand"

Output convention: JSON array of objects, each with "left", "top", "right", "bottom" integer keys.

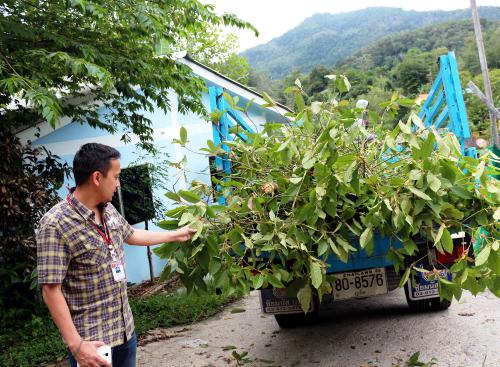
[{"left": 76, "top": 345, "right": 112, "bottom": 367}]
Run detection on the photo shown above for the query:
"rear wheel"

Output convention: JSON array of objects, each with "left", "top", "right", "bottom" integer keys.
[
  {"left": 430, "top": 297, "right": 452, "bottom": 311},
  {"left": 274, "top": 310, "right": 319, "bottom": 328},
  {"left": 404, "top": 284, "right": 451, "bottom": 312}
]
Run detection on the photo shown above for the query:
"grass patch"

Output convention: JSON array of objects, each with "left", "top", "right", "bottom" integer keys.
[
  {"left": 0, "top": 290, "right": 241, "bottom": 367},
  {"left": 131, "top": 290, "right": 239, "bottom": 335}
]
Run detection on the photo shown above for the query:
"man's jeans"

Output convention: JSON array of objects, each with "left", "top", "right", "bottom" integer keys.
[{"left": 68, "top": 333, "right": 137, "bottom": 367}]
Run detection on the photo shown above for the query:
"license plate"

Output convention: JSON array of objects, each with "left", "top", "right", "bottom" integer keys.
[
  {"left": 332, "top": 267, "right": 387, "bottom": 301},
  {"left": 408, "top": 268, "right": 451, "bottom": 300},
  {"left": 260, "top": 288, "right": 305, "bottom": 314}
]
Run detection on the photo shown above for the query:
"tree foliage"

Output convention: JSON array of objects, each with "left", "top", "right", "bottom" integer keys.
[
  {"left": 172, "top": 24, "right": 251, "bottom": 84},
  {"left": 0, "top": 131, "right": 70, "bottom": 319},
  {"left": 393, "top": 57, "right": 430, "bottom": 95},
  {"left": 463, "top": 69, "right": 500, "bottom": 135},
  {"left": 0, "top": 0, "right": 256, "bottom": 150},
  {"left": 155, "top": 85, "right": 500, "bottom": 312}
]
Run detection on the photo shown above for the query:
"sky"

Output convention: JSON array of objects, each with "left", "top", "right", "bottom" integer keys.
[{"left": 201, "top": 0, "right": 500, "bottom": 51}]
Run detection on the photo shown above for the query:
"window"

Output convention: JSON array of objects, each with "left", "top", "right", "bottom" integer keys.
[{"left": 112, "top": 164, "right": 155, "bottom": 225}]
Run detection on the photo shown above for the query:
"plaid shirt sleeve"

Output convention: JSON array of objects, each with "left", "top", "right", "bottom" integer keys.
[
  {"left": 36, "top": 223, "right": 70, "bottom": 284},
  {"left": 120, "top": 214, "right": 134, "bottom": 241}
]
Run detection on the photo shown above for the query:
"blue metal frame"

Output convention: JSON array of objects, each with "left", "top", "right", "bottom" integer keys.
[
  {"left": 418, "top": 52, "right": 476, "bottom": 157},
  {"left": 208, "top": 87, "right": 255, "bottom": 204}
]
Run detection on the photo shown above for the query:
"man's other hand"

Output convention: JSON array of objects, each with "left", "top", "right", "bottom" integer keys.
[{"left": 73, "top": 340, "right": 112, "bottom": 367}]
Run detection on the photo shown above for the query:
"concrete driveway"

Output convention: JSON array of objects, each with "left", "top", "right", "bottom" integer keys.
[{"left": 137, "top": 289, "right": 500, "bottom": 367}]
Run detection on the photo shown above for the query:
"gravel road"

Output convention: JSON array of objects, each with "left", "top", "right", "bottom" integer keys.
[{"left": 137, "top": 289, "right": 500, "bottom": 367}]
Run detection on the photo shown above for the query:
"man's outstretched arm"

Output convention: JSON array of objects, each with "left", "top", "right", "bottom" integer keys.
[{"left": 126, "top": 225, "right": 196, "bottom": 246}]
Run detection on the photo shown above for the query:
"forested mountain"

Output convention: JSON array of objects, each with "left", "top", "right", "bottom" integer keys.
[
  {"left": 242, "top": 6, "right": 500, "bottom": 78},
  {"left": 339, "top": 19, "right": 500, "bottom": 72}
]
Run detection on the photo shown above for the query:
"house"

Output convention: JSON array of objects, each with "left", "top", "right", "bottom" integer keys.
[{"left": 17, "top": 56, "right": 290, "bottom": 284}]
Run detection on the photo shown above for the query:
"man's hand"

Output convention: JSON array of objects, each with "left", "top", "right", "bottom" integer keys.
[
  {"left": 72, "top": 340, "right": 111, "bottom": 367},
  {"left": 126, "top": 225, "right": 197, "bottom": 246},
  {"left": 171, "top": 225, "right": 197, "bottom": 242}
]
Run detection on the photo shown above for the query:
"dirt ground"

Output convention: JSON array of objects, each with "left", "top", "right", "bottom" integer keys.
[{"left": 136, "top": 289, "right": 500, "bottom": 367}]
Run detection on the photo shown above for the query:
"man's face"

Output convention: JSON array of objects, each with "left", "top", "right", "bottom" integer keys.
[{"left": 97, "top": 159, "right": 121, "bottom": 203}]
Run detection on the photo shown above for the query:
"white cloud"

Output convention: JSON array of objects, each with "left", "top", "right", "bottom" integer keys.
[{"left": 201, "top": 0, "right": 500, "bottom": 51}]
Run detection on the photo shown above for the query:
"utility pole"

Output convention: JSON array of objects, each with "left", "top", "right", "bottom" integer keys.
[{"left": 470, "top": 0, "right": 499, "bottom": 149}]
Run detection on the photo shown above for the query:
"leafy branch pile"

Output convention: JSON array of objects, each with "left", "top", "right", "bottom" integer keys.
[{"left": 155, "top": 86, "right": 499, "bottom": 312}]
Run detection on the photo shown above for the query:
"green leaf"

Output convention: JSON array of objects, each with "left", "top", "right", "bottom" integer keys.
[
  {"left": 344, "top": 160, "right": 358, "bottom": 183},
  {"left": 302, "top": 156, "right": 316, "bottom": 169},
  {"left": 267, "top": 274, "right": 285, "bottom": 288},
  {"left": 297, "top": 283, "right": 312, "bottom": 312},
  {"left": 179, "top": 126, "right": 187, "bottom": 145},
  {"left": 475, "top": 245, "right": 491, "bottom": 266},
  {"left": 190, "top": 221, "right": 204, "bottom": 242},
  {"left": 426, "top": 172, "right": 441, "bottom": 192},
  {"left": 157, "top": 219, "right": 180, "bottom": 230},
  {"left": 261, "top": 91, "right": 276, "bottom": 107},
  {"left": 359, "top": 227, "right": 373, "bottom": 250},
  {"left": 396, "top": 98, "right": 415, "bottom": 107},
  {"left": 317, "top": 240, "right": 328, "bottom": 256},
  {"left": 165, "top": 191, "right": 181, "bottom": 201},
  {"left": 440, "top": 228, "right": 454, "bottom": 254},
  {"left": 494, "top": 208, "right": 500, "bottom": 221},
  {"left": 399, "top": 266, "right": 411, "bottom": 288},
  {"left": 311, "top": 101, "right": 322, "bottom": 114},
  {"left": 408, "top": 186, "right": 432, "bottom": 201},
  {"left": 208, "top": 259, "right": 222, "bottom": 275},
  {"left": 178, "top": 190, "right": 201, "bottom": 203},
  {"left": 244, "top": 98, "right": 255, "bottom": 112},
  {"left": 153, "top": 244, "right": 180, "bottom": 259},
  {"left": 402, "top": 239, "right": 418, "bottom": 256},
  {"left": 408, "top": 352, "right": 421, "bottom": 364},
  {"left": 434, "top": 224, "right": 445, "bottom": 246},
  {"left": 165, "top": 206, "right": 187, "bottom": 218},
  {"left": 421, "top": 132, "right": 436, "bottom": 159},
  {"left": 252, "top": 274, "right": 264, "bottom": 289},
  {"left": 295, "top": 93, "right": 305, "bottom": 111},
  {"left": 310, "top": 262, "right": 323, "bottom": 289},
  {"left": 450, "top": 186, "right": 472, "bottom": 199},
  {"left": 409, "top": 169, "right": 422, "bottom": 181},
  {"left": 398, "top": 120, "right": 411, "bottom": 134}
]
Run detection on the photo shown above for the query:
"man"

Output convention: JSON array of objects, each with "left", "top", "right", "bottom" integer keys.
[{"left": 37, "top": 143, "right": 196, "bottom": 367}]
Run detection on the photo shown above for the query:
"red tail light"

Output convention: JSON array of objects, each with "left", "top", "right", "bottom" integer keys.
[{"left": 437, "top": 244, "right": 467, "bottom": 264}]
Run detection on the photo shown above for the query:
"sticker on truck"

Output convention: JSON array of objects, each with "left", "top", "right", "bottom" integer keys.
[
  {"left": 260, "top": 288, "right": 305, "bottom": 314},
  {"left": 407, "top": 268, "right": 452, "bottom": 301}
]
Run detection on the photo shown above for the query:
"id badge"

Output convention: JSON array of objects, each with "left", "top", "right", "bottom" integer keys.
[{"left": 111, "top": 261, "right": 126, "bottom": 281}]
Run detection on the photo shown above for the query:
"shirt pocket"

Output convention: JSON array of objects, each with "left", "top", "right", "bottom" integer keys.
[{"left": 75, "top": 236, "right": 108, "bottom": 268}]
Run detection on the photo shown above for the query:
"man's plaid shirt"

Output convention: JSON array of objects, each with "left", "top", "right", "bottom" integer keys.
[{"left": 37, "top": 192, "right": 135, "bottom": 347}]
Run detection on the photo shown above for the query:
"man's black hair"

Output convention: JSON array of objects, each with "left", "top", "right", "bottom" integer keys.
[{"left": 73, "top": 143, "right": 121, "bottom": 186}]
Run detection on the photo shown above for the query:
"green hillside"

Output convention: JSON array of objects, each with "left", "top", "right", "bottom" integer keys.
[
  {"left": 339, "top": 19, "right": 500, "bottom": 71},
  {"left": 242, "top": 6, "right": 500, "bottom": 78}
]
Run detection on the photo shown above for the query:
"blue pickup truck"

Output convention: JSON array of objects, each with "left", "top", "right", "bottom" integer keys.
[
  {"left": 260, "top": 231, "right": 468, "bottom": 328},
  {"left": 210, "top": 52, "right": 477, "bottom": 328}
]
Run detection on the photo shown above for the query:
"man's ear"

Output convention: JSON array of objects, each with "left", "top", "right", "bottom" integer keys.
[{"left": 91, "top": 171, "right": 101, "bottom": 186}]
